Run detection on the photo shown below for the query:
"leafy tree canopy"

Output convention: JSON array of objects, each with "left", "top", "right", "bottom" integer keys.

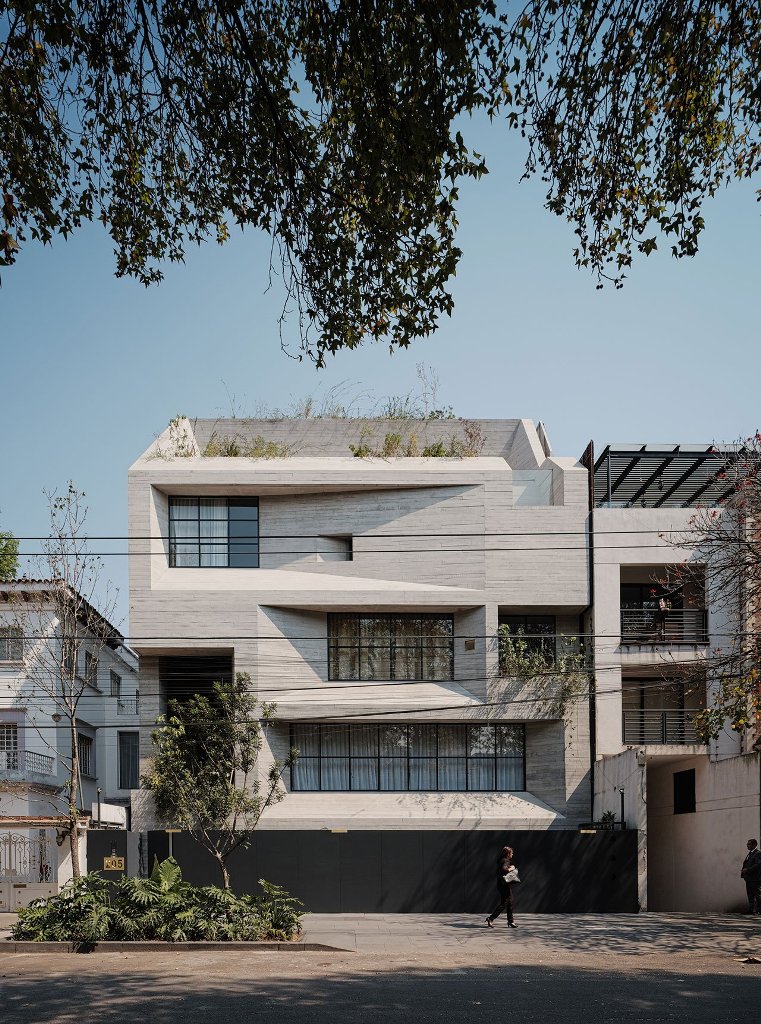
[
  {"left": 0, "top": 529, "right": 19, "bottom": 579},
  {"left": 2, "top": 2, "right": 759, "bottom": 360}
]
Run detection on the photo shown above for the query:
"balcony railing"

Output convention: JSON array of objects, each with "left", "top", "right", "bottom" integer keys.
[
  {"left": 620, "top": 608, "right": 708, "bottom": 645},
  {"left": 623, "top": 709, "right": 703, "bottom": 745},
  {"left": 0, "top": 749, "right": 56, "bottom": 775},
  {"left": 117, "top": 698, "right": 139, "bottom": 715}
]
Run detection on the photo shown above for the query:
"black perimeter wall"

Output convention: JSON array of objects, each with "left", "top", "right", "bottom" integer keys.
[{"left": 147, "top": 830, "right": 639, "bottom": 913}]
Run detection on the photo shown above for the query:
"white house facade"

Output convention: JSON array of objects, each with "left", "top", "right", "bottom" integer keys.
[
  {"left": 0, "top": 581, "right": 138, "bottom": 908},
  {"left": 585, "top": 445, "right": 759, "bottom": 912}
]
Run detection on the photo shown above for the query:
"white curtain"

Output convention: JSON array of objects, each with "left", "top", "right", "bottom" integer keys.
[
  {"left": 199, "top": 499, "right": 227, "bottom": 566},
  {"left": 170, "top": 498, "right": 199, "bottom": 566}
]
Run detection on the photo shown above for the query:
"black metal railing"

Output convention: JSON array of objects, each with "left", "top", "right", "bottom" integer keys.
[
  {"left": 117, "top": 698, "right": 139, "bottom": 715},
  {"left": 622, "top": 709, "right": 702, "bottom": 745},
  {"left": 620, "top": 608, "right": 708, "bottom": 645}
]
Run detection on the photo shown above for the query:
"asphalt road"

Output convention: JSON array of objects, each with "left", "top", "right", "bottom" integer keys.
[{"left": 2, "top": 949, "right": 759, "bottom": 1023}]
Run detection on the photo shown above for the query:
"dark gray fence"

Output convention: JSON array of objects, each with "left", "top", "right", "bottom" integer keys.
[{"left": 146, "top": 829, "right": 638, "bottom": 914}]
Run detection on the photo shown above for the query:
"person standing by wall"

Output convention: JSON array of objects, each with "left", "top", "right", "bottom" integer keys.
[
  {"left": 741, "top": 839, "right": 761, "bottom": 914},
  {"left": 486, "top": 845, "right": 518, "bottom": 928}
]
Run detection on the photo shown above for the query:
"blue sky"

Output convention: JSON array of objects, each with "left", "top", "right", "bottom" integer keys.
[{"left": 1, "top": 111, "right": 758, "bottom": 630}]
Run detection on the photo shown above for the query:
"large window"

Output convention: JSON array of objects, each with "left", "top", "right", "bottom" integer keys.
[
  {"left": 110, "top": 670, "right": 122, "bottom": 698},
  {"left": 499, "top": 615, "right": 556, "bottom": 662},
  {"left": 291, "top": 723, "right": 525, "bottom": 792},
  {"left": 118, "top": 732, "right": 139, "bottom": 789},
  {"left": 168, "top": 498, "right": 259, "bottom": 567},
  {"left": 328, "top": 614, "right": 454, "bottom": 681},
  {"left": 0, "top": 723, "right": 18, "bottom": 769},
  {"left": 0, "top": 626, "right": 23, "bottom": 662}
]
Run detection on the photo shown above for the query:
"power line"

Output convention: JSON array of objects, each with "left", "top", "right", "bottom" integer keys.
[{"left": 9, "top": 526, "right": 711, "bottom": 540}]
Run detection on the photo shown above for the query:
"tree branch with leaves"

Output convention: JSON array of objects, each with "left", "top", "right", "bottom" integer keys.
[
  {"left": 143, "top": 673, "right": 296, "bottom": 889},
  {"left": 661, "top": 436, "right": 761, "bottom": 742}
]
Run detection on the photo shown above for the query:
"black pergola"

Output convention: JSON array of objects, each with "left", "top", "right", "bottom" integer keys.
[{"left": 590, "top": 444, "right": 740, "bottom": 508}]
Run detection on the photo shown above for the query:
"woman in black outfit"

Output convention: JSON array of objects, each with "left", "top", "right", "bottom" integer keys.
[{"left": 485, "top": 845, "right": 517, "bottom": 928}]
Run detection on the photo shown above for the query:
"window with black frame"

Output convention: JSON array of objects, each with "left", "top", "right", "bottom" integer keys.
[
  {"left": 118, "top": 732, "right": 139, "bottom": 789},
  {"left": 328, "top": 613, "right": 454, "bottom": 681},
  {"left": 77, "top": 734, "right": 94, "bottom": 777},
  {"left": 168, "top": 497, "right": 259, "bottom": 567},
  {"left": 290, "top": 723, "right": 525, "bottom": 792},
  {"left": 499, "top": 615, "right": 556, "bottom": 663},
  {"left": 0, "top": 627, "right": 23, "bottom": 662}
]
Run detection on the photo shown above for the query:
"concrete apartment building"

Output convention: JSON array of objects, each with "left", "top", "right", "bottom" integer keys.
[
  {"left": 129, "top": 416, "right": 593, "bottom": 840},
  {"left": 128, "top": 420, "right": 759, "bottom": 912},
  {"left": 0, "top": 580, "right": 139, "bottom": 909}
]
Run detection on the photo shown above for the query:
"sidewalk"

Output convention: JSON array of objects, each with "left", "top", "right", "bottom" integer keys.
[
  {"left": 3, "top": 910, "right": 759, "bottom": 959},
  {"left": 302, "top": 912, "right": 761, "bottom": 957}
]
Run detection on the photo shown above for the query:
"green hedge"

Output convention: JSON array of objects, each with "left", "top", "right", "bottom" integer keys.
[{"left": 10, "top": 858, "right": 303, "bottom": 942}]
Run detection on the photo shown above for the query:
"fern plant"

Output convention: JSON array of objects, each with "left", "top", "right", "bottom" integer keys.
[{"left": 11, "top": 858, "right": 303, "bottom": 942}]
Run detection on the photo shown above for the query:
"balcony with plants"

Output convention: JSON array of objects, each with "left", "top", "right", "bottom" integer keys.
[{"left": 619, "top": 570, "right": 708, "bottom": 651}]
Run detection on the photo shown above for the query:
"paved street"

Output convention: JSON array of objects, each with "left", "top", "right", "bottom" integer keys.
[{"left": 1, "top": 914, "right": 760, "bottom": 1022}]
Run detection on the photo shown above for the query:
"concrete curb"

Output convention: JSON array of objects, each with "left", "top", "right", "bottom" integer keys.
[{"left": 0, "top": 939, "right": 350, "bottom": 954}]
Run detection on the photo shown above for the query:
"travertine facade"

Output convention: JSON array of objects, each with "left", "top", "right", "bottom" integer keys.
[{"left": 129, "top": 417, "right": 593, "bottom": 831}]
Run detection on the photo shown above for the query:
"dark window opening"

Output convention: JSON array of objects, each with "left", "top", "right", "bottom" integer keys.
[
  {"left": 78, "top": 734, "right": 94, "bottom": 777},
  {"left": 118, "top": 732, "right": 139, "bottom": 789},
  {"left": 673, "top": 768, "right": 696, "bottom": 814},
  {"left": 159, "top": 655, "right": 233, "bottom": 708}
]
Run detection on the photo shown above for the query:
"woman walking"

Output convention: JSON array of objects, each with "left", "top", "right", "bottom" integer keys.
[{"left": 485, "top": 845, "right": 518, "bottom": 928}]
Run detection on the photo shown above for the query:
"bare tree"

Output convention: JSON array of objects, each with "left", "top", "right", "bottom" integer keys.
[
  {"left": 10, "top": 484, "right": 120, "bottom": 876},
  {"left": 662, "top": 437, "right": 761, "bottom": 742}
]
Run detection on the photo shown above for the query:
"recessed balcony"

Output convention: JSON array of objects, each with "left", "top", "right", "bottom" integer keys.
[
  {"left": 622, "top": 709, "right": 703, "bottom": 745},
  {"left": 620, "top": 608, "right": 708, "bottom": 646},
  {"left": 622, "top": 679, "right": 706, "bottom": 746}
]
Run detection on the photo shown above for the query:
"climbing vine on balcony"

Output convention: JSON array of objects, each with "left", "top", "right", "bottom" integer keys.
[{"left": 496, "top": 626, "right": 589, "bottom": 721}]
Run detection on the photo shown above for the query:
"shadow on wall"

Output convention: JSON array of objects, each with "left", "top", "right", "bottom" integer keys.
[{"left": 147, "top": 829, "right": 638, "bottom": 914}]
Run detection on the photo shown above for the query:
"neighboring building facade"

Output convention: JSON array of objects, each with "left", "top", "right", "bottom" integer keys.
[
  {"left": 129, "top": 417, "right": 593, "bottom": 837},
  {"left": 0, "top": 581, "right": 138, "bottom": 908},
  {"left": 585, "top": 445, "right": 760, "bottom": 912}
]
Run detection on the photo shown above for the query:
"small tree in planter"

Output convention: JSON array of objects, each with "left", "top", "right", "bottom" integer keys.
[{"left": 143, "top": 673, "right": 296, "bottom": 889}]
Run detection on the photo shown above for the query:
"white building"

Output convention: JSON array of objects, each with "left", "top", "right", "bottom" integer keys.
[
  {"left": 586, "top": 444, "right": 760, "bottom": 912},
  {"left": 0, "top": 580, "right": 138, "bottom": 908}
]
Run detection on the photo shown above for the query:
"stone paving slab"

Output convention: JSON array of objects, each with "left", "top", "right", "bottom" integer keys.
[
  {"left": 302, "top": 912, "right": 761, "bottom": 958},
  {"left": 3, "top": 911, "right": 759, "bottom": 960}
]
